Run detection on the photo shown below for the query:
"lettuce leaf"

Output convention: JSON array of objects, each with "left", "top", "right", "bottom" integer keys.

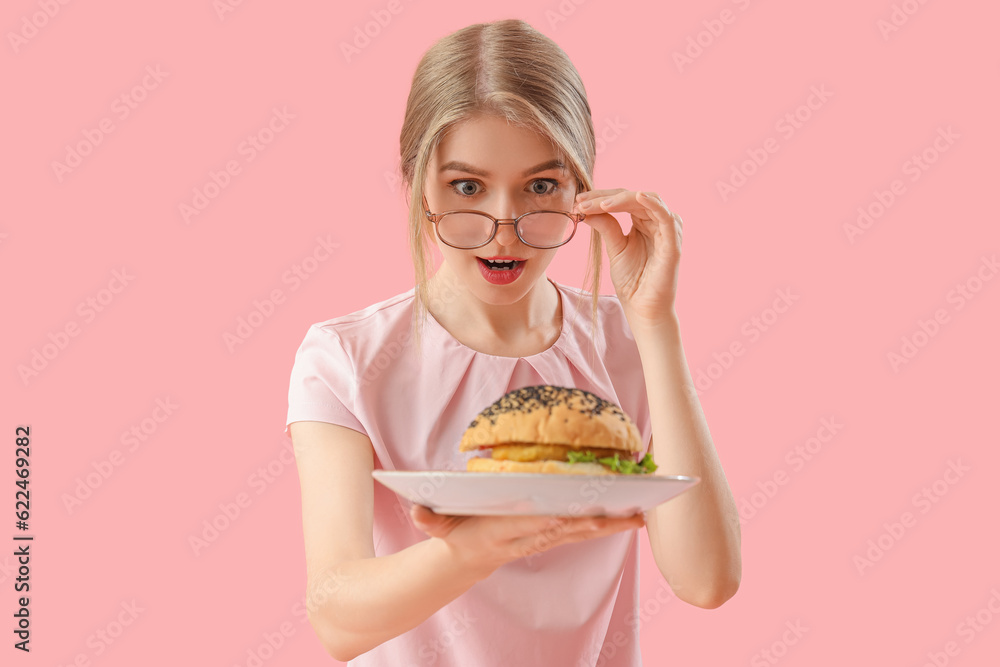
[
  {"left": 566, "top": 450, "right": 597, "bottom": 463},
  {"left": 566, "top": 450, "right": 657, "bottom": 474},
  {"left": 640, "top": 453, "right": 658, "bottom": 473}
]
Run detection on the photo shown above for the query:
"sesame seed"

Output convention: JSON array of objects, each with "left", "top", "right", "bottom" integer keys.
[{"left": 465, "top": 385, "right": 627, "bottom": 428}]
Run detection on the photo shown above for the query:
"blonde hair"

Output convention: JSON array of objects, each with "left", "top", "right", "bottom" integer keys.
[{"left": 399, "top": 19, "right": 603, "bottom": 358}]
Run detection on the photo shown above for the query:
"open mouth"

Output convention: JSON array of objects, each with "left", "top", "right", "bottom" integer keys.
[{"left": 477, "top": 257, "right": 524, "bottom": 271}]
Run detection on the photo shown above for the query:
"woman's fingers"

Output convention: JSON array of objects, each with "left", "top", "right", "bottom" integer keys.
[
  {"left": 410, "top": 503, "right": 436, "bottom": 528},
  {"left": 410, "top": 504, "right": 465, "bottom": 538},
  {"left": 411, "top": 505, "right": 645, "bottom": 564},
  {"left": 508, "top": 513, "right": 645, "bottom": 557},
  {"left": 573, "top": 206, "right": 628, "bottom": 258},
  {"left": 576, "top": 188, "right": 627, "bottom": 202},
  {"left": 411, "top": 506, "right": 569, "bottom": 545}
]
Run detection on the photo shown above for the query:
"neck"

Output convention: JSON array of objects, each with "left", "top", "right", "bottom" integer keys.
[{"left": 425, "top": 264, "right": 559, "bottom": 344}]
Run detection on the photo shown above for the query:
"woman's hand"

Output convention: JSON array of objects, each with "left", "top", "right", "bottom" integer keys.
[
  {"left": 410, "top": 505, "right": 644, "bottom": 578},
  {"left": 573, "top": 189, "right": 683, "bottom": 328}
]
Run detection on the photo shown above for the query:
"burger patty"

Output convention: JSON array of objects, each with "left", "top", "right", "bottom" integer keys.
[{"left": 490, "top": 443, "right": 625, "bottom": 462}]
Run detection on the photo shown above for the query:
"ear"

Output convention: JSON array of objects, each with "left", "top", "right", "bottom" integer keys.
[{"left": 417, "top": 193, "right": 437, "bottom": 238}]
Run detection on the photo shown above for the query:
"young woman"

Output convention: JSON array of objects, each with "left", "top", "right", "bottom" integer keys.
[{"left": 286, "top": 19, "right": 741, "bottom": 666}]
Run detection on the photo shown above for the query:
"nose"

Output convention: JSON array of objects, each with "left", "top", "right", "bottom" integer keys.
[
  {"left": 484, "top": 192, "right": 528, "bottom": 247},
  {"left": 494, "top": 220, "right": 521, "bottom": 246},
  {"left": 489, "top": 194, "right": 522, "bottom": 246}
]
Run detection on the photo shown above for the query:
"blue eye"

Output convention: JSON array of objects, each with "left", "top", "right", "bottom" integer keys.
[
  {"left": 531, "top": 179, "right": 558, "bottom": 195},
  {"left": 450, "top": 180, "right": 481, "bottom": 196}
]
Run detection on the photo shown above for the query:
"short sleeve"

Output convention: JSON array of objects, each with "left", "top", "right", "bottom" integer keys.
[{"left": 285, "top": 324, "right": 368, "bottom": 437}]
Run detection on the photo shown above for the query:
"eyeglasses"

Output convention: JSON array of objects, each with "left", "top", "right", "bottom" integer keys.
[{"left": 422, "top": 195, "right": 586, "bottom": 250}]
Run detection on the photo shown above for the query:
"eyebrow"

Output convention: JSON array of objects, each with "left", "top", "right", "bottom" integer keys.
[{"left": 438, "top": 159, "right": 567, "bottom": 178}]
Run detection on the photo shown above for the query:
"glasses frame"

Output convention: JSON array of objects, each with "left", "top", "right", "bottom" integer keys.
[{"left": 422, "top": 195, "right": 586, "bottom": 250}]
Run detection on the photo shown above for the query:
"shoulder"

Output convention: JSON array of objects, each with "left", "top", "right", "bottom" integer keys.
[
  {"left": 555, "top": 280, "right": 622, "bottom": 313},
  {"left": 302, "top": 287, "right": 417, "bottom": 358},
  {"left": 555, "top": 281, "right": 634, "bottom": 340}
]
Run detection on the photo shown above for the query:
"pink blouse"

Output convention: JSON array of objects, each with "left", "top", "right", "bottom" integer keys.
[{"left": 286, "top": 278, "right": 653, "bottom": 666}]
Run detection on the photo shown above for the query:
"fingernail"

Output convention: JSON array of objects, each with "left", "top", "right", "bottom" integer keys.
[{"left": 600, "top": 198, "right": 612, "bottom": 207}]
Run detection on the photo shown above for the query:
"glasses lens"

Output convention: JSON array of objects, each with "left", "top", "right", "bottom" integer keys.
[
  {"left": 517, "top": 212, "right": 575, "bottom": 248},
  {"left": 436, "top": 213, "right": 494, "bottom": 248}
]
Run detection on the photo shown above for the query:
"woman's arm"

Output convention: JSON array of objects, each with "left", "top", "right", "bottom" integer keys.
[
  {"left": 292, "top": 421, "right": 644, "bottom": 661},
  {"left": 306, "top": 537, "right": 489, "bottom": 662},
  {"left": 633, "top": 316, "right": 743, "bottom": 609},
  {"left": 291, "top": 421, "right": 490, "bottom": 662},
  {"left": 571, "top": 188, "right": 742, "bottom": 607}
]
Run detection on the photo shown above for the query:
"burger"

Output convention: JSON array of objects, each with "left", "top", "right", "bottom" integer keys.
[{"left": 459, "top": 385, "right": 657, "bottom": 475}]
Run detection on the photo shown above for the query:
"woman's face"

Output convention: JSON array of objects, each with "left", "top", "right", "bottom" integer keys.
[{"left": 422, "top": 114, "right": 579, "bottom": 304}]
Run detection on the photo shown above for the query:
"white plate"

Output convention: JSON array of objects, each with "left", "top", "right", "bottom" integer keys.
[{"left": 372, "top": 470, "right": 700, "bottom": 517}]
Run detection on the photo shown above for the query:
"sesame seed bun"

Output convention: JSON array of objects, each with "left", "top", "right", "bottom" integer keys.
[{"left": 459, "top": 386, "right": 643, "bottom": 474}]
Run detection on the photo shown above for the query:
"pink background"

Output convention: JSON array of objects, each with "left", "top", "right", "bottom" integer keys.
[{"left": 4, "top": 0, "right": 998, "bottom": 665}]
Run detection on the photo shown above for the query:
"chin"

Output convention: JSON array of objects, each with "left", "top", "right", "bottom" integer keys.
[{"left": 479, "top": 278, "right": 540, "bottom": 301}]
